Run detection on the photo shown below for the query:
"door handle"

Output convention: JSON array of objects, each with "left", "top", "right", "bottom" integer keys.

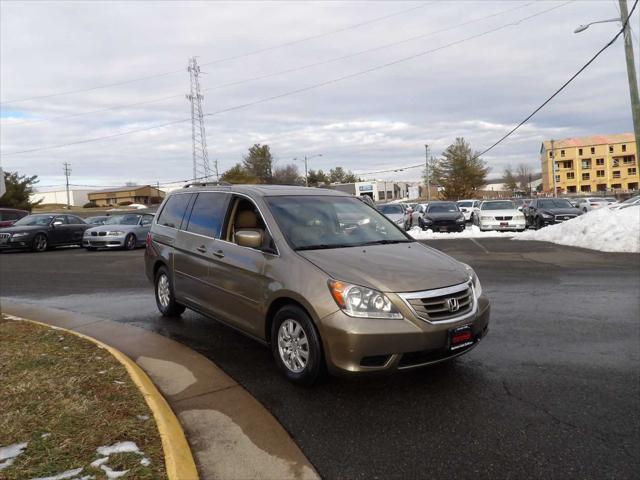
[
  {"left": 212, "top": 249, "right": 225, "bottom": 258},
  {"left": 196, "top": 245, "right": 207, "bottom": 253}
]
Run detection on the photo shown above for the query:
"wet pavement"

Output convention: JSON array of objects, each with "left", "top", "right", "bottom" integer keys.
[{"left": 1, "top": 239, "right": 639, "bottom": 479}]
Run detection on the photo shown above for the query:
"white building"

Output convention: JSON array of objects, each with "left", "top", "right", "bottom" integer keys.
[{"left": 30, "top": 189, "right": 93, "bottom": 207}]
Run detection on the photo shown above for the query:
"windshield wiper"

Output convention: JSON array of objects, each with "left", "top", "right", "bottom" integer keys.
[
  {"left": 296, "top": 243, "right": 356, "bottom": 251},
  {"left": 357, "top": 239, "right": 412, "bottom": 246}
]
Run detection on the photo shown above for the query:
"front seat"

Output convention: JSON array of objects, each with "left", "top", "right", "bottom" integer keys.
[{"left": 233, "top": 210, "right": 264, "bottom": 245}]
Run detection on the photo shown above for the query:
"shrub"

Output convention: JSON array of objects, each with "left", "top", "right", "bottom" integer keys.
[{"left": 83, "top": 202, "right": 98, "bottom": 208}]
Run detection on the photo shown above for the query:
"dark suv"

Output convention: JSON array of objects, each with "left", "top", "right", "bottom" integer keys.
[{"left": 525, "top": 198, "right": 582, "bottom": 229}]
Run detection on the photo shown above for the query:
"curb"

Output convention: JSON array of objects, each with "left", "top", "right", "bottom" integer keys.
[{"left": 4, "top": 314, "right": 199, "bottom": 480}]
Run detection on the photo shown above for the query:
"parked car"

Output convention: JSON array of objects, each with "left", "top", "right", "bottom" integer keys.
[
  {"left": 513, "top": 198, "right": 532, "bottom": 212},
  {"left": 566, "top": 198, "right": 581, "bottom": 208},
  {"left": 473, "top": 200, "right": 526, "bottom": 232},
  {"left": 610, "top": 196, "right": 640, "bottom": 210},
  {"left": 0, "top": 213, "right": 88, "bottom": 252},
  {"left": 84, "top": 215, "right": 109, "bottom": 226},
  {"left": 377, "top": 203, "right": 410, "bottom": 230},
  {"left": 575, "top": 197, "right": 617, "bottom": 212},
  {"left": 525, "top": 198, "right": 582, "bottom": 229},
  {"left": 419, "top": 201, "right": 466, "bottom": 232},
  {"left": 456, "top": 200, "right": 480, "bottom": 222},
  {"left": 145, "top": 185, "right": 490, "bottom": 385},
  {"left": 0, "top": 208, "right": 29, "bottom": 227},
  {"left": 83, "top": 213, "right": 154, "bottom": 250},
  {"left": 411, "top": 203, "right": 430, "bottom": 227}
]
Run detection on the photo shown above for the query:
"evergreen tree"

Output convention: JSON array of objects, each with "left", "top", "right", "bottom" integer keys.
[
  {"left": 0, "top": 171, "right": 41, "bottom": 211},
  {"left": 429, "top": 138, "right": 489, "bottom": 200}
]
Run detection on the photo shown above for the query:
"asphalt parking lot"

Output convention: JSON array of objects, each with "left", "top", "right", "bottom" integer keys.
[{"left": 1, "top": 239, "right": 638, "bottom": 479}]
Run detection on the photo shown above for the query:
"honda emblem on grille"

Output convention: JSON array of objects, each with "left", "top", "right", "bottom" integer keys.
[{"left": 446, "top": 298, "right": 460, "bottom": 312}]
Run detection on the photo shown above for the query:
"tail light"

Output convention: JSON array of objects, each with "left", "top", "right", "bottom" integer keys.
[{"left": 146, "top": 232, "right": 152, "bottom": 249}]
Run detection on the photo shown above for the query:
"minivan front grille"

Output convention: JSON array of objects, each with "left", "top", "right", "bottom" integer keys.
[{"left": 399, "top": 282, "right": 474, "bottom": 323}]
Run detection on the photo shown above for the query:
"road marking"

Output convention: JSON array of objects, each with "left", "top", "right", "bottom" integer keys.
[{"left": 470, "top": 238, "right": 490, "bottom": 254}]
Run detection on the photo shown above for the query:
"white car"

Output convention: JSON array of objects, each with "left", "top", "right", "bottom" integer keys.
[
  {"left": 576, "top": 197, "right": 617, "bottom": 212},
  {"left": 456, "top": 199, "right": 481, "bottom": 222},
  {"left": 609, "top": 196, "right": 640, "bottom": 210},
  {"left": 473, "top": 200, "right": 526, "bottom": 232}
]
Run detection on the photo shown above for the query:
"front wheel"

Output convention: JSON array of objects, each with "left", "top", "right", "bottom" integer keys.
[
  {"left": 124, "top": 233, "right": 137, "bottom": 250},
  {"left": 31, "top": 233, "right": 48, "bottom": 252},
  {"left": 154, "top": 266, "right": 186, "bottom": 317},
  {"left": 271, "top": 305, "right": 324, "bottom": 386},
  {"left": 535, "top": 217, "right": 544, "bottom": 230}
]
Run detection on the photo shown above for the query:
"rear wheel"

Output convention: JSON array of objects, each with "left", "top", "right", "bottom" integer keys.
[
  {"left": 31, "top": 233, "right": 48, "bottom": 252},
  {"left": 271, "top": 305, "right": 324, "bottom": 386},
  {"left": 86, "top": 247, "right": 97, "bottom": 251},
  {"left": 154, "top": 266, "right": 186, "bottom": 317}
]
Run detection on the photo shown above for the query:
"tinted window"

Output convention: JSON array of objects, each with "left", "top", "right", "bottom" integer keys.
[
  {"left": 67, "top": 216, "right": 85, "bottom": 224},
  {"left": 186, "top": 192, "right": 228, "bottom": 238},
  {"left": 157, "top": 194, "right": 193, "bottom": 229},
  {"left": 481, "top": 201, "right": 515, "bottom": 211},
  {"left": 52, "top": 216, "right": 67, "bottom": 224},
  {"left": 427, "top": 203, "right": 458, "bottom": 213},
  {"left": 378, "top": 204, "right": 404, "bottom": 215}
]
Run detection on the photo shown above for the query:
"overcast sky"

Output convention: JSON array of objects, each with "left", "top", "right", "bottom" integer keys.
[{"left": 1, "top": 0, "right": 638, "bottom": 189}]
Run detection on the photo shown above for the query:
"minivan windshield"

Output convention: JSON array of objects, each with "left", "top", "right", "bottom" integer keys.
[
  {"left": 12, "top": 214, "right": 54, "bottom": 226},
  {"left": 266, "top": 196, "right": 411, "bottom": 250},
  {"left": 481, "top": 201, "right": 515, "bottom": 211}
]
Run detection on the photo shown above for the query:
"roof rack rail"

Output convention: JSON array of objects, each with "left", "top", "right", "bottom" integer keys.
[{"left": 182, "top": 181, "right": 231, "bottom": 188}]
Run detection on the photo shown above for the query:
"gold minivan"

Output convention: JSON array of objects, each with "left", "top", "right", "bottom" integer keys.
[{"left": 145, "top": 184, "right": 490, "bottom": 385}]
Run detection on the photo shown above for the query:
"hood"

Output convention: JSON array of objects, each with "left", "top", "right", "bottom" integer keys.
[
  {"left": 480, "top": 209, "right": 520, "bottom": 217},
  {"left": 540, "top": 207, "right": 581, "bottom": 215},
  {"left": 0, "top": 225, "right": 42, "bottom": 233},
  {"left": 425, "top": 212, "right": 464, "bottom": 220},
  {"left": 86, "top": 224, "right": 137, "bottom": 233},
  {"left": 298, "top": 242, "right": 468, "bottom": 293}
]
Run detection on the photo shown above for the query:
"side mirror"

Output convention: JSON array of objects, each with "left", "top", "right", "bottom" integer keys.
[
  {"left": 518, "top": 206, "right": 523, "bottom": 211},
  {"left": 236, "top": 230, "right": 262, "bottom": 249},
  {"left": 53, "top": 221, "right": 63, "bottom": 226}
]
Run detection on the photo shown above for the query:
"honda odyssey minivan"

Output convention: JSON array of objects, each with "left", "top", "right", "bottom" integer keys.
[{"left": 145, "top": 184, "right": 490, "bottom": 385}]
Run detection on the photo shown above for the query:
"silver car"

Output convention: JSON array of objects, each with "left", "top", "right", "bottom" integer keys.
[{"left": 83, "top": 213, "right": 154, "bottom": 250}]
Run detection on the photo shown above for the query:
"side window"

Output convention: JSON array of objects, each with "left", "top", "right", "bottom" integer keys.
[
  {"left": 157, "top": 194, "right": 193, "bottom": 229},
  {"left": 224, "top": 197, "right": 275, "bottom": 253},
  {"left": 185, "top": 192, "right": 228, "bottom": 238},
  {"left": 141, "top": 215, "right": 153, "bottom": 226},
  {"left": 67, "top": 216, "right": 84, "bottom": 224},
  {"left": 53, "top": 216, "right": 67, "bottom": 224}
]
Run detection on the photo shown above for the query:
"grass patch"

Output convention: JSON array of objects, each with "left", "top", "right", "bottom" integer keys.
[{"left": 0, "top": 317, "right": 167, "bottom": 479}]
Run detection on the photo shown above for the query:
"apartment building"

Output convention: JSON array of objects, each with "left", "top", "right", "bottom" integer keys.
[{"left": 540, "top": 133, "right": 638, "bottom": 194}]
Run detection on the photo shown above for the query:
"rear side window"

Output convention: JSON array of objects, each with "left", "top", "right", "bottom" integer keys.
[
  {"left": 67, "top": 216, "right": 84, "bottom": 224},
  {"left": 157, "top": 194, "right": 193, "bottom": 229},
  {"left": 186, "top": 192, "right": 228, "bottom": 238}
]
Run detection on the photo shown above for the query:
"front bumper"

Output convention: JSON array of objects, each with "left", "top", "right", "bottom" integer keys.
[
  {"left": 479, "top": 219, "right": 526, "bottom": 231},
  {"left": 0, "top": 238, "right": 32, "bottom": 249},
  {"left": 83, "top": 235, "right": 126, "bottom": 248},
  {"left": 317, "top": 295, "right": 490, "bottom": 375}
]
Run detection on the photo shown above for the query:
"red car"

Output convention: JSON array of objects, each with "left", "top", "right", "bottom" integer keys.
[{"left": 0, "top": 208, "right": 29, "bottom": 227}]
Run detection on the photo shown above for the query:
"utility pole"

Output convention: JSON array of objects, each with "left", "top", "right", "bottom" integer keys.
[
  {"left": 213, "top": 159, "right": 219, "bottom": 181},
  {"left": 619, "top": 0, "right": 640, "bottom": 150},
  {"left": 550, "top": 139, "right": 557, "bottom": 197},
  {"left": 304, "top": 156, "right": 309, "bottom": 187},
  {"left": 424, "top": 144, "right": 431, "bottom": 200},
  {"left": 186, "top": 57, "right": 211, "bottom": 181},
  {"left": 63, "top": 162, "right": 71, "bottom": 209}
]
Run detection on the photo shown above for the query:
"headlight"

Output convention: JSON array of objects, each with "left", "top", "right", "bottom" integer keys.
[
  {"left": 11, "top": 232, "right": 30, "bottom": 238},
  {"left": 461, "top": 263, "right": 483, "bottom": 298},
  {"left": 106, "top": 230, "right": 125, "bottom": 236},
  {"left": 456, "top": 216, "right": 465, "bottom": 222},
  {"left": 328, "top": 280, "right": 402, "bottom": 319},
  {"left": 514, "top": 214, "right": 525, "bottom": 220},
  {"left": 541, "top": 212, "right": 553, "bottom": 219},
  {"left": 480, "top": 216, "right": 493, "bottom": 221}
]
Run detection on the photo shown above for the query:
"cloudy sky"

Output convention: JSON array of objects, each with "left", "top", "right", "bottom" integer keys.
[{"left": 1, "top": 0, "right": 638, "bottom": 190}]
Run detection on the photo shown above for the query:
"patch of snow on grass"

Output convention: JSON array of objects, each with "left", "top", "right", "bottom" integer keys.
[
  {"left": 516, "top": 206, "right": 640, "bottom": 253},
  {"left": 96, "top": 441, "right": 141, "bottom": 456},
  {"left": 0, "top": 442, "right": 27, "bottom": 470},
  {"left": 140, "top": 457, "right": 151, "bottom": 467},
  {"left": 136, "top": 415, "right": 149, "bottom": 421},
  {"left": 41, "top": 433, "right": 51, "bottom": 439},
  {"left": 89, "top": 457, "right": 109, "bottom": 468},
  {"left": 408, "top": 225, "right": 519, "bottom": 239},
  {"left": 31, "top": 467, "right": 83, "bottom": 480},
  {"left": 100, "top": 465, "right": 129, "bottom": 479}
]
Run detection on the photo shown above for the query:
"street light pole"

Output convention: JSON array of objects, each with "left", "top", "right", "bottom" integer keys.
[
  {"left": 424, "top": 144, "right": 431, "bottom": 201},
  {"left": 618, "top": 0, "right": 640, "bottom": 151},
  {"left": 575, "top": 1, "right": 640, "bottom": 150}
]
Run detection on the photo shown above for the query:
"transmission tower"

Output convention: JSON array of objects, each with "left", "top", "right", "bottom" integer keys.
[{"left": 186, "top": 57, "right": 211, "bottom": 181}]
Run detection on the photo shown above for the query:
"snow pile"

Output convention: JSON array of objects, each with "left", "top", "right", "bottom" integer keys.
[
  {"left": 516, "top": 206, "right": 640, "bottom": 253},
  {"left": 0, "top": 442, "right": 28, "bottom": 470},
  {"left": 408, "top": 225, "right": 518, "bottom": 239}
]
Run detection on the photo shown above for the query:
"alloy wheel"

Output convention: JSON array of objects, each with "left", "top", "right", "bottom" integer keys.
[
  {"left": 125, "top": 234, "right": 136, "bottom": 250},
  {"left": 157, "top": 273, "right": 170, "bottom": 309},
  {"left": 33, "top": 234, "right": 47, "bottom": 252},
  {"left": 277, "top": 319, "right": 309, "bottom": 373}
]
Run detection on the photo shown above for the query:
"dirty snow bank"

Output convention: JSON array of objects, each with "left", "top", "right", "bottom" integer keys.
[
  {"left": 516, "top": 206, "right": 639, "bottom": 253},
  {"left": 408, "top": 225, "right": 518, "bottom": 239}
]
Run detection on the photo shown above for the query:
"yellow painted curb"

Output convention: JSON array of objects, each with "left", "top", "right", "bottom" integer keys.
[{"left": 3, "top": 314, "right": 199, "bottom": 480}]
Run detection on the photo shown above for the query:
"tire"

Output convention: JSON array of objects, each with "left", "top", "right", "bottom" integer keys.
[
  {"left": 31, "top": 233, "right": 48, "bottom": 253},
  {"left": 583, "top": 208, "right": 588, "bottom": 213},
  {"left": 154, "top": 266, "right": 186, "bottom": 317},
  {"left": 418, "top": 219, "right": 426, "bottom": 230},
  {"left": 124, "top": 233, "right": 137, "bottom": 250},
  {"left": 271, "top": 305, "right": 324, "bottom": 386},
  {"left": 535, "top": 217, "right": 544, "bottom": 230},
  {"left": 86, "top": 247, "right": 97, "bottom": 251}
]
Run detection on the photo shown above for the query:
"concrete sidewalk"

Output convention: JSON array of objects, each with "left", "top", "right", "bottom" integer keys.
[{"left": 2, "top": 300, "right": 319, "bottom": 480}]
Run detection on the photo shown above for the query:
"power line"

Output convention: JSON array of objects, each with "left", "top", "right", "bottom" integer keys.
[
  {"left": 0, "top": 1, "right": 571, "bottom": 158},
  {"left": 5, "top": 2, "right": 533, "bottom": 128},
  {"left": 0, "top": 2, "right": 431, "bottom": 106}
]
